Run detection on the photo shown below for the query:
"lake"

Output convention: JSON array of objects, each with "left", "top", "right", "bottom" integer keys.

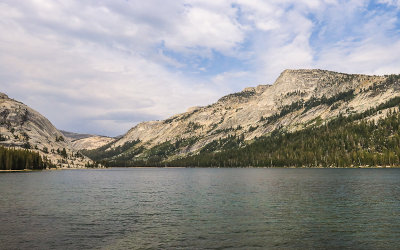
[{"left": 0, "top": 168, "right": 399, "bottom": 249}]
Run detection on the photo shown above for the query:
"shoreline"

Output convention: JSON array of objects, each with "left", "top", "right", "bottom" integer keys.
[{"left": 1, "top": 166, "right": 399, "bottom": 172}]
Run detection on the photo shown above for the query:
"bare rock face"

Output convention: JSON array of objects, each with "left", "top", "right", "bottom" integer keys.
[
  {"left": 60, "top": 130, "right": 115, "bottom": 150},
  {"left": 99, "top": 69, "right": 399, "bottom": 163},
  {"left": 0, "top": 93, "right": 93, "bottom": 168},
  {"left": 0, "top": 93, "right": 9, "bottom": 99},
  {"left": 70, "top": 136, "right": 115, "bottom": 150}
]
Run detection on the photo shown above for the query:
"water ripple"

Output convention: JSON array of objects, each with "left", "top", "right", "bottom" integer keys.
[{"left": 0, "top": 168, "right": 399, "bottom": 249}]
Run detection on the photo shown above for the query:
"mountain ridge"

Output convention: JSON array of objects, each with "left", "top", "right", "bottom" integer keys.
[
  {"left": 3, "top": 68, "right": 400, "bottom": 168},
  {"left": 83, "top": 69, "right": 400, "bottom": 166}
]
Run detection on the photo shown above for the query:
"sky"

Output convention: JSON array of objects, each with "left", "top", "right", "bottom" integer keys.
[{"left": 1, "top": 0, "right": 400, "bottom": 136}]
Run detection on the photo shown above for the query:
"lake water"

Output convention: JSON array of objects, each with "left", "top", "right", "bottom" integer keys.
[{"left": 0, "top": 168, "right": 399, "bottom": 249}]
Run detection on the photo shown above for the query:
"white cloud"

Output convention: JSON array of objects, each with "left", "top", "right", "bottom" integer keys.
[
  {"left": 315, "top": 3, "right": 400, "bottom": 75},
  {"left": 0, "top": 1, "right": 221, "bottom": 135},
  {"left": 164, "top": 6, "right": 244, "bottom": 55},
  {"left": 238, "top": 3, "right": 315, "bottom": 83},
  {"left": 379, "top": 0, "right": 400, "bottom": 7},
  {"left": 1, "top": 0, "right": 400, "bottom": 135}
]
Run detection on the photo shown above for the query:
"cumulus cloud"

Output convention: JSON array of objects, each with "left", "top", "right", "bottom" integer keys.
[
  {"left": 0, "top": 0, "right": 400, "bottom": 136},
  {"left": 164, "top": 6, "right": 244, "bottom": 55}
]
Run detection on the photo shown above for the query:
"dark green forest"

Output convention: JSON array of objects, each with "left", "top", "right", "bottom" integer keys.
[{"left": 0, "top": 146, "right": 52, "bottom": 170}]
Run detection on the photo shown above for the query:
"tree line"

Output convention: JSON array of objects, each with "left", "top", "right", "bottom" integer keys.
[{"left": 0, "top": 146, "right": 53, "bottom": 170}]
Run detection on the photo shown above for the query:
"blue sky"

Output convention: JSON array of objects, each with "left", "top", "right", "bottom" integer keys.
[{"left": 1, "top": 0, "right": 400, "bottom": 136}]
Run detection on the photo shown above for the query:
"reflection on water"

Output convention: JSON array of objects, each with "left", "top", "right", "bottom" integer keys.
[{"left": 0, "top": 168, "right": 399, "bottom": 249}]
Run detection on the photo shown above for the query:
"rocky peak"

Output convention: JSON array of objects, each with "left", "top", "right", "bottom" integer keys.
[
  {"left": 274, "top": 69, "right": 332, "bottom": 91},
  {"left": 0, "top": 92, "right": 9, "bottom": 99},
  {"left": 271, "top": 69, "right": 362, "bottom": 101},
  {"left": 187, "top": 106, "right": 202, "bottom": 113},
  {"left": 278, "top": 69, "right": 331, "bottom": 78}
]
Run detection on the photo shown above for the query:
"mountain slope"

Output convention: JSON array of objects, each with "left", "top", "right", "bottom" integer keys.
[
  {"left": 0, "top": 93, "right": 93, "bottom": 168},
  {"left": 61, "top": 130, "right": 115, "bottom": 150},
  {"left": 83, "top": 69, "right": 400, "bottom": 166},
  {"left": 70, "top": 136, "right": 115, "bottom": 151},
  {"left": 169, "top": 98, "right": 400, "bottom": 167}
]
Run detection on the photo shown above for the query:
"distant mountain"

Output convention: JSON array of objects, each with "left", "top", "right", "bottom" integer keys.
[
  {"left": 60, "top": 130, "right": 94, "bottom": 140},
  {"left": 60, "top": 130, "right": 115, "bottom": 150},
  {"left": 82, "top": 69, "right": 400, "bottom": 167},
  {"left": 70, "top": 136, "right": 115, "bottom": 151},
  {"left": 0, "top": 93, "right": 94, "bottom": 168}
]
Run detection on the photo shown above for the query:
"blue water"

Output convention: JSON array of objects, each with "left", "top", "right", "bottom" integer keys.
[{"left": 0, "top": 168, "right": 399, "bottom": 249}]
